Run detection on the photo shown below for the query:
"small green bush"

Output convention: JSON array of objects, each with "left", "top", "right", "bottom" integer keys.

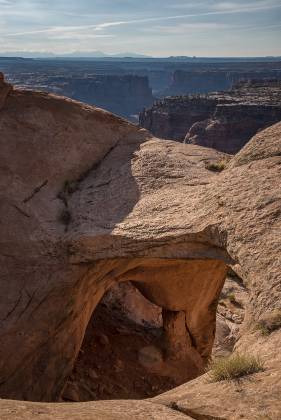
[
  {"left": 206, "top": 160, "right": 227, "bottom": 172},
  {"left": 227, "top": 293, "right": 236, "bottom": 304},
  {"left": 208, "top": 353, "right": 264, "bottom": 382},
  {"left": 255, "top": 310, "right": 281, "bottom": 336}
]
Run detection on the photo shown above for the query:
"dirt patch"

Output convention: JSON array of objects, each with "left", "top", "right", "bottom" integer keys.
[{"left": 62, "top": 293, "right": 177, "bottom": 402}]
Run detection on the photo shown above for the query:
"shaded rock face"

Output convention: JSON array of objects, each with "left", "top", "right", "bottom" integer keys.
[
  {"left": 0, "top": 74, "right": 281, "bottom": 417},
  {"left": 8, "top": 73, "right": 154, "bottom": 120},
  {"left": 62, "top": 276, "right": 246, "bottom": 403},
  {"left": 139, "top": 96, "right": 217, "bottom": 140},
  {"left": 61, "top": 75, "right": 154, "bottom": 119},
  {"left": 102, "top": 281, "right": 163, "bottom": 328},
  {"left": 140, "top": 79, "right": 281, "bottom": 153},
  {"left": 164, "top": 69, "right": 281, "bottom": 96}
]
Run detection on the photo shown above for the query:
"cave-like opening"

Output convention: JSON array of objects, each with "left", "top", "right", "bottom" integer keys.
[{"left": 62, "top": 257, "right": 231, "bottom": 402}]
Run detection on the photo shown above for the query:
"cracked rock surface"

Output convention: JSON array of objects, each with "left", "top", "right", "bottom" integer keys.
[{"left": 0, "top": 76, "right": 281, "bottom": 418}]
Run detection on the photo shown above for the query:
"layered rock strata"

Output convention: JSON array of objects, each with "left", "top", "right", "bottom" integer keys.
[
  {"left": 164, "top": 69, "right": 281, "bottom": 96},
  {"left": 140, "top": 79, "right": 281, "bottom": 153},
  {"left": 6, "top": 73, "right": 154, "bottom": 120}
]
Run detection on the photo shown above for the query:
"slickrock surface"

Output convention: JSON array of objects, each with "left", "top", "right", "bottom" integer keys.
[
  {"left": 0, "top": 399, "right": 191, "bottom": 420},
  {"left": 0, "top": 74, "right": 281, "bottom": 418},
  {"left": 140, "top": 79, "right": 281, "bottom": 153}
]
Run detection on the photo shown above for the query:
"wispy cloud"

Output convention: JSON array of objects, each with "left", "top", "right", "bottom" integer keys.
[
  {"left": 0, "top": 0, "right": 280, "bottom": 56},
  {"left": 4, "top": 1, "right": 281, "bottom": 38}
]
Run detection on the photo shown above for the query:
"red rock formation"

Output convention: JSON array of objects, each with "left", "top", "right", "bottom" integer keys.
[
  {"left": 140, "top": 80, "right": 281, "bottom": 153},
  {"left": 139, "top": 95, "right": 217, "bottom": 140},
  {"left": 0, "top": 76, "right": 281, "bottom": 418}
]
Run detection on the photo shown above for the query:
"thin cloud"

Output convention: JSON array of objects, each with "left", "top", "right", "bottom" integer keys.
[{"left": 4, "top": 1, "right": 281, "bottom": 38}]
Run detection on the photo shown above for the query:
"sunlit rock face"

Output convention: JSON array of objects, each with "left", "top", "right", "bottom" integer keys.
[
  {"left": 140, "top": 79, "right": 281, "bottom": 153},
  {"left": 0, "top": 73, "right": 281, "bottom": 417}
]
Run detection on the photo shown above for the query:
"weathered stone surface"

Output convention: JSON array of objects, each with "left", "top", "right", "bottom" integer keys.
[
  {"left": 154, "top": 330, "right": 281, "bottom": 419},
  {"left": 140, "top": 80, "right": 281, "bottom": 153},
  {"left": 0, "top": 399, "right": 192, "bottom": 420},
  {"left": 139, "top": 95, "right": 217, "bottom": 140},
  {"left": 0, "top": 79, "right": 281, "bottom": 418}
]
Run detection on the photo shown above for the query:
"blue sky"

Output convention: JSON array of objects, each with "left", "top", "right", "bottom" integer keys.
[{"left": 0, "top": 0, "right": 280, "bottom": 56}]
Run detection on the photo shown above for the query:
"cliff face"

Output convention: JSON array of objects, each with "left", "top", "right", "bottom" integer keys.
[
  {"left": 8, "top": 73, "right": 154, "bottom": 120},
  {"left": 62, "top": 75, "right": 154, "bottom": 119},
  {"left": 164, "top": 69, "right": 281, "bottom": 96},
  {"left": 139, "top": 96, "right": 218, "bottom": 140},
  {"left": 140, "top": 80, "right": 281, "bottom": 152},
  {"left": 186, "top": 80, "right": 281, "bottom": 153}
]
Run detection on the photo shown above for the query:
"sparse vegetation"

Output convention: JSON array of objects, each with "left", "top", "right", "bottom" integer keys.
[
  {"left": 205, "top": 160, "right": 227, "bottom": 172},
  {"left": 63, "top": 180, "right": 78, "bottom": 195},
  {"left": 227, "top": 293, "right": 237, "bottom": 304},
  {"left": 255, "top": 310, "right": 281, "bottom": 336},
  {"left": 208, "top": 353, "right": 264, "bottom": 382}
]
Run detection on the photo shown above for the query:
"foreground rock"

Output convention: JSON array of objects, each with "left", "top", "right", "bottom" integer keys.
[
  {"left": 0, "top": 399, "right": 191, "bottom": 420},
  {"left": 0, "top": 74, "right": 281, "bottom": 418},
  {"left": 140, "top": 79, "right": 281, "bottom": 153}
]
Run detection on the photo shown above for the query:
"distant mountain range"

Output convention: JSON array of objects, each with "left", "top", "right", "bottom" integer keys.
[
  {"left": 0, "top": 51, "right": 151, "bottom": 59},
  {"left": 0, "top": 51, "right": 281, "bottom": 62}
]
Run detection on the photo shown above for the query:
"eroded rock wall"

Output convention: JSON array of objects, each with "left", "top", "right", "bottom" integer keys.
[
  {"left": 140, "top": 79, "right": 281, "bottom": 153},
  {"left": 164, "top": 69, "right": 281, "bottom": 96},
  {"left": 0, "top": 74, "right": 281, "bottom": 413},
  {"left": 139, "top": 96, "right": 217, "bottom": 140}
]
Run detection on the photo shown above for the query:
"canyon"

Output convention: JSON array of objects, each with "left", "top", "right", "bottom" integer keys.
[
  {"left": 140, "top": 79, "right": 281, "bottom": 153},
  {"left": 6, "top": 72, "right": 154, "bottom": 121},
  {"left": 163, "top": 68, "right": 281, "bottom": 96},
  {"left": 1, "top": 56, "right": 281, "bottom": 122},
  {"left": 0, "top": 73, "right": 281, "bottom": 419}
]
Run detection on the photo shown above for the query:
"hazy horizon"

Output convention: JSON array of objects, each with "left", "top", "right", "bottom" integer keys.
[{"left": 0, "top": 0, "right": 281, "bottom": 57}]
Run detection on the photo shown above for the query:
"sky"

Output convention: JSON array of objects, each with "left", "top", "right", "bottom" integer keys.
[{"left": 0, "top": 0, "right": 281, "bottom": 57}]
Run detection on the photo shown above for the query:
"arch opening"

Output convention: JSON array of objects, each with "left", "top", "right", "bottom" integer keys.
[{"left": 61, "top": 257, "right": 239, "bottom": 402}]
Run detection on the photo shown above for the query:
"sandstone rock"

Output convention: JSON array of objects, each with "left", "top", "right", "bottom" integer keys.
[
  {"left": 138, "top": 346, "right": 163, "bottom": 368},
  {"left": 102, "top": 282, "right": 163, "bottom": 328},
  {"left": 0, "top": 399, "right": 192, "bottom": 419},
  {"left": 139, "top": 95, "right": 217, "bottom": 140},
  {"left": 0, "top": 79, "right": 280, "bottom": 419},
  {"left": 88, "top": 369, "right": 99, "bottom": 380},
  {"left": 140, "top": 80, "right": 281, "bottom": 153},
  {"left": 62, "top": 382, "right": 80, "bottom": 402}
]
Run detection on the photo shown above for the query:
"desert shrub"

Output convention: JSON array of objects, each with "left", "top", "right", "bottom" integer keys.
[
  {"left": 63, "top": 180, "right": 78, "bottom": 195},
  {"left": 208, "top": 353, "right": 264, "bottom": 382},
  {"left": 206, "top": 160, "right": 227, "bottom": 172},
  {"left": 227, "top": 293, "right": 236, "bottom": 304},
  {"left": 255, "top": 310, "right": 281, "bottom": 336}
]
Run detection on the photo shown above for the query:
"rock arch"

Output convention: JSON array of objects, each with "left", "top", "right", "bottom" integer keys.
[{"left": 1, "top": 78, "right": 280, "bottom": 405}]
